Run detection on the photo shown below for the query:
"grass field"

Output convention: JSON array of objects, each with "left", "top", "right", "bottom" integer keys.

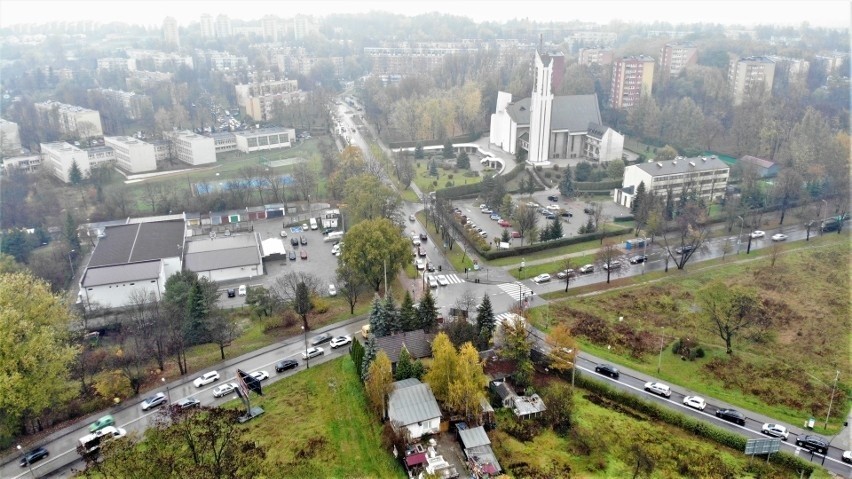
[
  {"left": 226, "top": 357, "right": 403, "bottom": 478},
  {"left": 530, "top": 234, "right": 851, "bottom": 434},
  {"left": 410, "top": 159, "right": 483, "bottom": 193}
]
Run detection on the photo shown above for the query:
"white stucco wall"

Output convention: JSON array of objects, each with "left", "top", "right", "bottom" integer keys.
[{"left": 403, "top": 417, "right": 440, "bottom": 440}]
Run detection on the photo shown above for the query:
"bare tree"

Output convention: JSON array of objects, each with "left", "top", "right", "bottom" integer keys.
[
  {"left": 272, "top": 271, "right": 321, "bottom": 306},
  {"left": 206, "top": 308, "right": 241, "bottom": 360},
  {"left": 454, "top": 289, "right": 478, "bottom": 319},
  {"left": 768, "top": 241, "right": 784, "bottom": 268},
  {"left": 337, "top": 262, "right": 366, "bottom": 315},
  {"left": 143, "top": 182, "right": 161, "bottom": 213},
  {"left": 698, "top": 282, "right": 766, "bottom": 354},
  {"left": 595, "top": 240, "right": 623, "bottom": 284},
  {"left": 560, "top": 257, "right": 574, "bottom": 293},
  {"left": 662, "top": 201, "right": 711, "bottom": 270},
  {"left": 292, "top": 161, "right": 317, "bottom": 201},
  {"left": 240, "top": 166, "right": 267, "bottom": 205},
  {"left": 513, "top": 204, "right": 538, "bottom": 246}
]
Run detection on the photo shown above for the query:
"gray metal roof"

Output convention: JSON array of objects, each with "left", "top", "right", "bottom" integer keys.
[
  {"left": 465, "top": 444, "right": 502, "bottom": 474},
  {"left": 632, "top": 156, "right": 729, "bottom": 177},
  {"left": 375, "top": 329, "right": 434, "bottom": 363},
  {"left": 393, "top": 378, "right": 422, "bottom": 391},
  {"left": 184, "top": 233, "right": 261, "bottom": 271},
  {"left": 388, "top": 382, "right": 442, "bottom": 426},
  {"left": 506, "top": 94, "right": 601, "bottom": 133},
  {"left": 459, "top": 426, "right": 491, "bottom": 449},
  {"left": 88, "top": 220, "right": 184, "bottom": 267},
  {"left": 81, "top": 260, "right": 161, "bottom": 287}
]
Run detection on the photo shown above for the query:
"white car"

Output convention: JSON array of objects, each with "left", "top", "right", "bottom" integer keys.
[
  {"left": 212, "top": 383, "right": 239, "bottom": 398},
  {"left": 238, "top": 284, "right": 247, "bottom": 296},
  {"left": 328, "top": 284, "right": 337, "bottom": 296},
  {"left": 579, "top": 264, "right": 595, "bottom": 274},
  {"left": 330, "top": 335, "right": 353, "bottom": 349},
  {"left": 533, "top": 273, "right": 551, "bottom": 284},
  {"left": 331, "top": 244, "right": 341, "bottom": 255},
  {"left": 193, "top": 371, "right": 220, "bottom": 388},
  {"left": 842, "top": 450, "right": 852, "bottom": 464},
  {"left": 302, "top": 347, "right": 324, "bottom": 359},
  {"left": 683, "top": 395, "right": 706, "bottom": 411},
  {"left": 644, "top": 382, "right": 672, "bottom": 398},
  {"left": 771, "top": 233, "right": 788, "bottom": 241},
  {"left": 749, "top": 230, "right": 765, "bottom": 239},
  {"left": 409, "top": 214, "right": 416, "bottom": 222},
  {"left": 416, "top": 259, "right": 425, "bottom": 270},
  {"left": 761, "top": 423, "right": 789, "bottom": 440},
  {"left": 250, "top": 371, "right": 270, "bottom": 382},
  {"left": 437, "top": 276, "right": 449, "bottom": 286},
  {"left": 301, "top": 223, "right": 309, "bottom": 231},
  {"left": 428, "top": 276, "right": 438, "bottom": 288},
  {"left": 279, "top": 230, "right": 288, "bottom": 238},
  {"left": 546, "top": 204, "right": 561, "bottom": 211}
]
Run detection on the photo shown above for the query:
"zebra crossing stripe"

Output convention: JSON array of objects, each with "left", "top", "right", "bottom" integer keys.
[{"left": 496, "top": 282, "right": 533, "bottom": 297}]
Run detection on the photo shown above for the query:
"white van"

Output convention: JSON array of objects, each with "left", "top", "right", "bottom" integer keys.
[
  {"left": 325, "top": 231, "right": 344, "bottom": 243},
  {"left": 78, "top": 426, "right": 127, "bottom": 454},
  {"left": 309, "top": 218, "right": 318, "bottom": 230}
]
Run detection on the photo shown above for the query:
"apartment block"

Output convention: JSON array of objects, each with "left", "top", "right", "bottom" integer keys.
[
  {"left": 728, "top": 56, "right": 775, "bottom": 105},
  {"left": 364, "top": 45, "right": 478, "bottom": 76},
  {"left": 609, "top": 55, "right": 655, "bottom": 110},
  {"left": 215, "top": 14, "right": 232, "bottom": 38},
  {"left": 209, "top": 132, "right": 237, "bottom": 154},
  {"left": 0, "top": 118, "right": 22, "bottom": 155},
  {"left": 163, "top": 16, "right": 180, "bottom": 48},
  {"left": 126, "top": 50, "right": 194, "bottom": 71},
  {"left": 169, "top": 130, "right": 216, "bottom": 165},
  {"left": 35, "top": 100, "right": 104, "bottom": 139},
  {"left": 89, "top": 88, "right": 153, "bottom": 120},
  {"left": 96, "top": 57, "right": 136, "bottom": 72},
  {"left": 128, "top": 70, "right": 173, "bottom": 89},
  {"left": 234, "top": 127, "right": 295, "bottom": 153},
  {"left": 235, "top": 80, "right": 301, "bottom": 121},
  {"left": 105, "top": 136, "right": 157, "bottom": 173},
  {"left": 578, "top": 48, "right": 614, "bottom": 66},
  {"left": 85, "top": 146, "right": 116, "bottom": 168},
  {"left": 194, "top": 50, "right": 248, "bottom": 70},
  {"left": 200, "top": 14, "right": 215, "bottom": 38},
  {"left": 41, "top": 141, "right": 91, "bottom": 183},
  {"left": 1, "top": 154, "right": 41, "bottom": 174},
  {"left": 614, "top": 156, "right": 729, "bottom": 209},
  {"left": 659, "top": 43, "right": 697, "bottom": 81}
]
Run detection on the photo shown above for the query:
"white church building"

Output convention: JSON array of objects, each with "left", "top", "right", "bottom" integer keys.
[{"left": 490, "top": 51, "right": 624, "bottom": 165}]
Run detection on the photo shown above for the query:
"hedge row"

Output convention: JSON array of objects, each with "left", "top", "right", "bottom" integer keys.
[
  {"left": 480, "top": 225, "right": 631, "bottom": 260},
  {"left": 388, "top": 132, "right": 481, "bottom": 149},
  {"left": 575, "top": 180, "right": 621, "bottom": 191},
  {"left": 575, "top": 375, "right": 817, "bottom": 476}
]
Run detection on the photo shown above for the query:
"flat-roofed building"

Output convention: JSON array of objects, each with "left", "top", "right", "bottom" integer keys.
[
  {"left": 1, "top": 154, "right": 41, "bottom": 174},
  {"left": 41, "top": 141, "right": 91, "bottom": 183},
  {"left": 0, "top": 118, "right": 22, "bottom": 155},
  {"left": 183, "top": 233, "right": 264, "bottom": 282},
  {"left": 96, "top": 57, "right": 136, "bottom": 72},
  {"left": 85, "top": 145, "right": 116, "bottom": 168},
  {"left": 169, "top": 130, "right": 216, "bottom": 165},
  {"left": 578, "top": 48, "right": 614, "bottom": 66},
  {"left": 209, "top": 132, "right": 237, "bottom": 153},
  {"left": 614, "top": 156, "right": 729, "bottom": 209},
  {"left": 105, "top": 136, "right": 157, "bottom": 173},
  {"left": 35, "top": 100, "right": 104, "bottom": 139},
  {"left": 610, "top": 55, "right": 655, "bottom": 110},
  {"left": 234, "top": 127, "right": 296, "bottom": 153},
  {"left": 89, "top": 88, "right": 152, "bottom": 120},
  {"left": 728, "top": 56, "right": 775, "bottom": 105},
  {"left": 659, "top": 43, "right": 698, "bottom": 82}
]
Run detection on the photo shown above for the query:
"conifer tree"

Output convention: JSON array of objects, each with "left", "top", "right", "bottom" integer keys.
[
  {"left": 368, "top": 297, "right": 388, "bottom": 337},
  {"left": 417, "top": 289, "right": 438, "bottom": 332},
  {"left": 399, "top": 291, "right": 419, "bottom": 332},
  {"left": 475, "top": 294, "right": 496, "bottom": 350}
]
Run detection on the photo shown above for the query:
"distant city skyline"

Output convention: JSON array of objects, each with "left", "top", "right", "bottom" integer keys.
[{"left": 1, "top": 0, "right": 849, "bottom": 29}]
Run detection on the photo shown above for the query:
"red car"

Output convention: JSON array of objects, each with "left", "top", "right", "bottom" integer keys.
[
  {"left": 498, "top": 219, "right": 511, "bottom": 227},
  {"left": 511, "top": 230, "right": 522, "bottom": 238},
  {"left": 300, "top": 249, "right": 308, "bottom": 260}
]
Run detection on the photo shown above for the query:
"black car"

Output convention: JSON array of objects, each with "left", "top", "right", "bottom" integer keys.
[
  {"left": 275, "top": 359, "right": 299, "bottom": 372},
  {"left": 290, "top": 237, "right": 299, "bottom": 247},
  {"left": 419, "top": 233, "right": 428, "bottom": 241},
  {"left": 227, "top": 288, "right": 236, "bottom": 297},
  {"left": 675, "top": 245, "right": 695, "bottom": 255},
  {"left": 322, "top": 227, "right": 335, "bottom": 235},
  {"left": 629, "top": 255, "right": 648, "bottom": 264},
  {"left": 547, "top": 195, "right": 559, "bottom": 202},
  {"left": 583, "top": 207, "right": 594, "bottom": 214},
  {"left": 560, "top": 211, "right": 573, "bottom": 218},
  {"left": 300, "top": 235, "right": 307, "bottom": 245},
  {"left": 426, "top": 262, "right": 436, "bottom": 272},
  {"left": 594, "top": 364, "right": 620, "bottom": 379},
  {"left": 545, "top": 214, "right": 556, "bottom": 220},
  {"left": 715, "top": 408, "right": 746, "bottom": 426},
  {"left": 288, "top": 250, "right": 297, "bottom": 261},
  {"left": 310, "top": 333, "right": 332, "bottom": 345},
  {"left": 19, "top": 447, "right": 49, "bottom": 467},
  {"left": 795, "top": 435, "right": 828, "bottom": 454}
]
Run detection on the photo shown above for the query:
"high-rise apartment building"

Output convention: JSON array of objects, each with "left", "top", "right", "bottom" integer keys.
[
  {"left": 162, "top": 17, "right": 180, "bottom": 48},
  {"left": 235, "top": 80, "right": 301, "bottom": 121},
  {"left": 610, "top": 55, "right": 655, "bottom": 109},
  {"left": 578, "top": 48, "right": 614, "bottom": 66},
  {"left": 659, "top": 43, "right": 698, "bottom": 82},
  {"left": 727, "top": 56, "right": 775, "bottom": 105},
  {"left": 34, "top": 101, "right": 104, "bottom": 139},
  {"left": 215, "top": 14, "right": 232, "bottom": 38},
  {"left": 0, "top": 118, "right": 22, "bottom": 155},
  {"left": 200, "top": 14, "right": 215, "bottom": 38}
]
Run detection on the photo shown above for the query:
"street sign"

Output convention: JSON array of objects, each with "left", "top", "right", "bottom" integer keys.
[{"left": 744, "top": 438, "right": 781, "bottom": 455}]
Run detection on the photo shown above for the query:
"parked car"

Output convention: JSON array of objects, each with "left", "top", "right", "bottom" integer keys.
[
  {"left": 682, "top": 396, "right": 706, "bottom": 411},
  {"left": 556, "top": 269, "right": 576, "bottom": 279},
  {"left": 194, "top": 371, "right": 220, "bottom": 388},
  {"left": 416, "top": 259, "right": 425, "bottom": 270},
  {"left": 545, "top": 213, "right": 556, "bottom": 220},
  {"left": 322, "top": 227, "right": 335, "bottom": 235},
  {"left": 176, "top": 397, "right": 201, "bottom": 410},
  {"left": 490, "top": 213, "right": 501, "bottom": 221},
  {"left": 412, "top": 238, "right": 421, "bottom": 247},
  {"left": 579, "top": 264, "right": 595, "bottom": 274},
  {"left": 300, "top": 235, "right": 307, "bottom": 245},
  {"left": 498, "top": 219, "right": 511, "bottom": 227},
  {"left": 547, "top": 195, "right": 559, "bottom": 202},
  {"left": 629, "top": 255, "right": 648, "bottom": 264},
  {"left": 418, "top": 247, "right": 427, "bottom": 257},
  {"left": 533, "top": 273, "right": 552, "bottom": 284},
  {"left": 212, "top": 383, "right": 238, "bottom": 398},
  {"left": 426, "top": 262, "right": 436, "bottom": 272},
  {"left": 481, "top": 207, "right": 493, "bottom": 214},
  {"left": 141, "top": 392, "right": 168, "bottom": 411},
  {"left": 250, "top": 371, "right": 270, "bottom": 382},
  {"left": 227, "top": 288, "right": 236, "bottom": 298},
  {"left": 583, "top": 207, "right": 594, "bottom": 214},
  {"left": 749, "top": 230, "right": 765, "bottom": 239},
  {"left": 842, "top": 450, "right": 852, "bottom": 464},
  {"left": 771, "top": 233, "right": 788, "bottom": 241},
  {"left": 300, "top": 249, "right": 308, "bottom": 260},
  {"left": 594, "top": 364, "right": 620, "bottom": 379},
  {"left": 330, "top": 335, "right": 353, "bottom": 349},
  {"left": 761, "top": 423, "right": 789, "bottom": 440},
  {"left": 89, "top": 415, "right": 115, "bottom": 433},
  {"left": 302, "top": 347, "right": 324, "bottom": 359},
  {"left": 409, "top": 214, "right": 416, "bottom": 222},
  {"left": 328, "top": 284, "right": 337, "bottom": 296},
  {"left": 560, "top": 211, "right": 573, "bottom": 218},
  {"left": 675, "top": 245, "right": 695, "bottom": 255},
  {"left": 643, "top": 382, "right": 672, "bottom": 398},
  {"left": 275, "top": 359, "right": 298, "bottom": 372},
  {"left": 511, "top": 231, "right": 522, "bottom": 238},
  {"left": 291, "top": 237, "right": 299, "bottom": 247},
  {"left": 311, "top": 333, "right": 332, "bottom": 345},
  {"left": 289, "top": 250, "right": 297, "bottom": 261},
  {"left": 238, "top": 285, "right": 247, "bottom": 296},
  {"left": 603, "top": 260, "right": 622, "bottom": 271},
  {"left": 280, "top": 230, "right": 288, "bottom": 238},
  {"left": 19, "top": 447, "right": 49, "bottom": 467},
  {"left": 795, "top": 435, "right": 828, "bottom": 454},
  {"left": 715, "top": 408, "right": 746, "bottom": 426},
  {"left": 420, "top": 233, "right": 428, "bottom": 241},
  {"left": 546, "top": 204, "right": 560, "bottom": 211}
]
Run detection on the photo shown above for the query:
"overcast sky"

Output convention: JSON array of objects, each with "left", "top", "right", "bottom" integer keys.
[{"left": 1, "top": 0, "right": 849, "bottom": 29}]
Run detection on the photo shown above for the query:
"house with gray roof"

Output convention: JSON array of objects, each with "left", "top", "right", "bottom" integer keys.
[
  {"left": 387, "top": 379, "right": 442, "bottom": 441},
  {"left": 374, "top": 329, "right": 434, "bottom": 365},
  {"left": 738, "top": 155, "right": 779, "bottom": 178},
  {"left": 614, "top": 156, "right": 729, "bottom": 209}
]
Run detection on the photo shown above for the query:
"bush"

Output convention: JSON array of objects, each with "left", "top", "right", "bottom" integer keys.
[
  {"left": 448, "top": 174, "right": 453, "bottom": 180},
  {"left": 535, "top": 165, "right": 543, "bottom": 171},
  {"left": 445, "top": 181, "right": 454, "bottom": 187},
  {"left": 311, "top": 296, "right": 330, "bottom": 314},
  {"left": 552, "top": 164, "right": 560, "bottom": 171},
  {"left": 544, "top": 172, "right": 552, "bottom": 179},
  {"left": 695, "top": 347, "right": 705, "bottom": 358}
]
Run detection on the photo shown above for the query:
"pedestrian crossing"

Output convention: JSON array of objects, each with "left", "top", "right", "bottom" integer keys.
[
  {"left": 426, "top": 274, "right": 464, "bottom": 285},
  {"left": 496, "top": 282, "right": 534, "bottom": 298}
]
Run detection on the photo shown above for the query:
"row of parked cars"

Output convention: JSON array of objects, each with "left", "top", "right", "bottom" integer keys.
[{"left": 532, "top": 255, "right": 651, "bottom": 284}]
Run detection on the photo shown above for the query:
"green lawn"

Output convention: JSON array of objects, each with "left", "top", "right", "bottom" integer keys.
[
  {"left": 410, "top": 159, "right": 482, "bottom": 193},
  {"left": 226, "top": 357, "right": 403, "bottom": 478}
]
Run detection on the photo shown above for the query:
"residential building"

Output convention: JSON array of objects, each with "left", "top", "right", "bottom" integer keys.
[
  {"left": 261, "top": 15, "right": 284, "bottom": 42},
  {"left": 40, "top": 141, "right": 91, "bottom": 183},
  {"left": 488, "top": 379, "right": 547, "bottom": 419},
  {"left": 194, "top": 49, "right": 248, "bottom": 71},
  {"left": 0, "top": 118, "right": 22, "bottom": 155},
  {"left": 364, "top": 44, "right": 478, "bottom": 76},
  {"left": 659, "top": 43, "right": 698, "bottom": 82},
  {"left": 35, "top": 100, "right": 104, "bottom": 139},
  {"left": 104, "top": 136, "right": 157, "bottom": 173},
  {"left": 162, "top": 16, "right": 180, "bottom": 48},
  {"left": 234, "top": 127, "right": 296, "bottom": 153},
  {"left": 815, "top": 51, "right": 848, "bottom": 75},
  {"left": 613, "top": 156, "right": 730, "bottom": 209},
  {"left": 126, "top": 50, "right": 194, "bottom": 71},
  {"left": 1, "top": 154, "right": 41, "bottom": 174},
  {"left": 85, "top": 146, "right": 116, "bottom": 168},
  {"left": 199, "top": 14, "right": 214, "bottom": 38},
  {"left": 128, "top": 70, "right": 173, "bottom": 89},
  {"left": 169, "top": 130, "right": 216, "bottom": 165},
  {"left": 278, "top": 55, "right": 344, "bottom": 77},
  {"left": 738, "top": 155, "right": 779, "bottom": 178},
  {"left": 183, "top": 233, "right": 264, "bottom": 282},
  {"left": 767, "top": 55, "right": 810, "bottom": 85},
  {"left": 565, "top": 31, "right": 618, "bottom": 51},
  {"left": 374, "top": 330, "right": 434, "bottom": 365},
  {"left": 578, "top": 48, "right": 614, "bottom": 66},
  {"left": 88, "top": 88, "right": 153, "bottom": 120},
  {"left": 235, "top": 79, "right": 300, "bottom": 120},
  {"left": 610, "top": 55, "right": 655, "bottom": 109},
  {"left": 293, "top": 14, "right": 318, "bottom": 40},
  {"left": 728, "top": 56, "right": 775, "bottom": 105},
  {"left": 215, "top": 14, "right": 232, "bottom": 38},
  {"left": 209, "top": 132, "right": 237, "bottom": 154},
  {"left": 96, "top": 57, "right": 136, "bottom": 72},
  {"left": 151, "top": 140, "right": 170, "bottom": 163},
  {"left": 387, "top": 379, "right": 442, "bottom": 440}
]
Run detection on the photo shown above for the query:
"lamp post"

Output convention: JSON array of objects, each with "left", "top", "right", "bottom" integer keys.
[
  {"left": 68, "top": 249, "right": 76, "bottom": 280},
  {"left": 301, "top": 325, "right": 310, "bottom": 369},
  {"left": 819, "top": 199, "right": 828, "bottom": 235},
  {"left": 736, "top": 216, "right": 744, "bottom": 255},
  {"left": 824, "top": 370, "right": 840, "bottom": 429},
  {"left": 161, "top": 377, "right": 171, "bottom": 404},
  {"left": 18, "top": 444, "right": 35, "bottom": 478},
  {"left": 657, "top": 329, "right": 665, "bottom": 374}
]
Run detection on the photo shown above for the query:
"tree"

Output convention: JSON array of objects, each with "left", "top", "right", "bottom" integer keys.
[
  {"left": 442, "top": 139, "right": 455, "bottom": 158},
  {"left": 398, "top": 291, "right": 419, "bottom": 332},
  {"left": 541, "top": 382, "right": 575, "bottom": 437},
  {"left": 655, "top": 145, "right": 679, "bottom": 162},
  {"left": 394, "top": 346, "right": 415, "bottom": 381},
  {"left": 339, "top": 218, "right": 412, "bottom": 292},
  {"left": 365, "top": 351, "right": 393, "bottom": 419},
  {"left": 574, "top": 161, "right": 593, "bottom": 181},
  {"left": 558, "top": 165, "right": 574, "bottom": 197},
  {"left": 448, "top": 343, "right": 487, "bottom": 422},
  {"left": 606, "top": 160, "right": 625, "bottom": 180},
  {"left": 361, "top": 336, "right": 377, "bottom": 382},
  {"left": 423, "top": 332, "right": 457, "bottom": 403},
  {"left": 294, "top": 281, "right": 312, "bottom": 334},
  {"left": 499, "top": 315, "right": 533, "bottom": 389},
  {"left": 475, "top": 294, "right": 496, "bottom": 350},
  {"left": 383, "top": 295, "right": 401, "bottom": 335},
  {"left": 0, "top": 272, "right": 78, "bottom": 438},
  {"left": 292, "top": 161, "right": 317, "bottom": 201},
  {"left": 513, "top": 204, "right": 538, "bottom": 246},
  {"left": 206, "top": 309, "right": 240, "bottom": 360},
  {"left": 662, "top": 200, "right": 711, "bottom": 270},
  {"left": 546, "top": 324, "right": 578, "bottom": 376},
  {"left": 337, "top": 261, "right": 366, "bottom": 315},
  {"left": 698, "top": 282, "right": 766, "bottom": 354},
  {"left": 456, "top": 150, "right": 470, "bottom": 169},
  {"left": 64, "top": 211, "right": 81, "bottom": 252},
  {"left": 414, "top": 143, "right": 424, "bottom": 159},
  {"left": 344, "top": 174, "right": 402, "bottom": 224},
  {"left": 595, "top": 240, "right": 622, "bottom": 284},
  {"left": 631, "top": 181, "right": 647, "bottom": 215},
  {"left": 560, "top": 257, "right": 574, "bottom": 293},
  {"left": 417, "top": 289, "right": 438, "bottom": 332},
  {"left": 771, "top": 168, "right": 803, "bottom": 225},
  {"left": 397, "top": 155, "right": 415, "bottom": 189},
  {"left": 628, "top": 443, "right": 656, "bottom": 479},
  {"left": 68, "top": 159, "right": 83, "bottom": 185}
]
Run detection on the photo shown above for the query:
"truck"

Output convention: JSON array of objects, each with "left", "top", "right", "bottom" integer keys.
[
  {"left": 325, "top": 231, "right": 344, "bottom": 242},
  {"left": 309, "top": 217, "right": 318, "bottom": 230}
]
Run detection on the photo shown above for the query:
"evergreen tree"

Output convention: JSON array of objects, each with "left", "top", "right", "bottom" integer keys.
[
  {"left": 68, "top": 160, "right": 83, "bottom": 185},
  {"left": 501, "top": 228, "right": 510, "bottom": 243},
  {"left": 361, "top": 335, "right": 377, "bottom": 381},
  {"left": 456, "top": 151, "right": 470, "bottom": 169},
  {"left": 429, "top": 159, "right": 438, "bottom": 177},
  {"left": 368, "top": 297, "right": 389, "bottom": 337},
  {"left": 632, "top": 181, "right": 646, "bottom": 215},
  {"left": 442, "top": 139, "right": 455, "bottom": 158},
  {"left": 489, "top": 176, "right": 507, "bottom": 210},
  {"left": 399, "top": 291, "right": 419, "bottom": 331},
  {"left": 417, "top": 289, "right": 438, "bottom": 332},
  {"left": 549, "top": 215, "right": 563, "bottom": 239},
  {"left": 383, "top": 295, "right": 401, "bottom": 335},
  {"left": 575, "top": 161, "right": 592, "bottom": 181},
  {"left": 350, "top": 337, "right": 366, "bottom": 381},
  {"left": 414, "top": 143, "right": 424, "bottom": 159},
  {"left": 559, "top": 165, "right": 574, "bottom": 197},
  {"left": 475, "top": 294, "right": 496, "bottom": 350},
  {"left": 524, "top": 173, "right": 536, "bottom": 196},
  {"left": 64, "top": 211, "right": 81, "bottom": 252},
  {"left": 395, "top": 345, "right": 414, "bottom": 380},
  {"left": 539, "top": 222, "right": 552, "bottom": 242}
]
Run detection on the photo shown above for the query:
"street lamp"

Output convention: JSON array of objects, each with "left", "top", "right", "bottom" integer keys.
[
  {"left": 68, "top": 249, "right": 76, "bottom": 279},
  {"left": 301, "top": 325, "right": 310, "bottom": 369},
  {"left": 161, "top": 377, "right": 171, "bottom": 404},
  {"left": 824, "top": 370, "right": 840, "bottom": 429},
  {"left": 657, "top": 329, "right": 665, "bottom": 374},
  {"left": 18, "top": 444, "right": 35, "bottom": 478},
  {"left": 736, "top": 216, "right": 745, "bottom": 255}
]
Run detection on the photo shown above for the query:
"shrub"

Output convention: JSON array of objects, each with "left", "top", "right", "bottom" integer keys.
[
  {"left": 445, "top": 181, "right": 454, "bottom": 187},
  {"left": 552, "top": 164, "right": 560, "bottom": 171},
  {"left": 311, "top": 296, "right": 330, "bottom": 314},
  {"left": 535, "top": 165, "right": 543, "bottom": 171},
  {"left": 544, "top": 172, "right": 552, "bottom": 179},
  {"left": 695, "top": 347, "right": 705, "bottom": 358},
  {"left": 448, "top": 174, "right": 454, "bottom": 180}
]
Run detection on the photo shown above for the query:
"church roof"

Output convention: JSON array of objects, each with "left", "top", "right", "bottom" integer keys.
[
  {"left": 587, "top": 122, "right": 607, "bottom": 139},
  {"left": 506, "top": 94, "right": 601, "bottom": 133}
]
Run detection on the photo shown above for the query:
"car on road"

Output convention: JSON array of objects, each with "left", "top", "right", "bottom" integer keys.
[
  {"left": 328, "top": 284, "right": 337, "bottom": 296},
  {"left": 842, "top": 450, "right": 852, "bottom": 464},
  {"left": 409, "top": 214, "right": 415, "bottom": 222},
  {"left": 300, "top": 235, "right": 307, "bottom": 245},
  {"left": 412, "top": 237, "right": 421, "bottom": 247},
  {"left": 560, "top": 211, "right": 573, "bottom": 218},
  {"left": 481, "top": 207, "right": 493, "bottom": 214},
  {"left": 141, "top": 392, "right": 168, "bottom": 411},
  {"left": 546, "top": 204, "right": 560, "bottom": 211},
  {"left": 291, "top": 237, "right": 299, "bottom": 247},
  {"left": 280, "top": 230, "right": 288, "bottom": 237},
  {"left": 330, "top": 335, "right": 353, "bottom": 349},
  {"left": 437, "top": 276, "right": 449, "bottom": 286},
  {"left": 275, "top": 359, "right": 299, "bottom": 372},
  {"left": 420, "top": 232, "right": 428, "bottom": 241},
  {"left": 490, "top": 213, "right": 501, "bottom": 221},
  {"left": 300, "top": 249, "right": 308, "bottom": 260},
  {"left": 302, "top": 347, "right": 324, "bottom": 359},
  {"left": 227, "top": 288, "right": 236, "bottom": 297},
  {"left": 289, "top": 250, "right": 297, "bottom": 261},
  {"left": 533, "top": 273, "right": 551, "bottom": 284},
  {"left": 675, "top": 245, "right": 695, "bottom": 255},
  {"left": 176, "top": 397, "right": 201, "bottom": 410},
  {"left": 771, "top": 233, "right": 788, "bottom": 241},
  {"left": 238, "top": 285, "right": 247, "bottom": 296},
  {"left": 547, "top": 195, "right": 559, "bottom": 202},
  {"left": 629, "top": 255, "right": 648, "bottom": 264},
  {"left": 426, "top": 262, "right": 435, "bottom": 272},
  {"left": 194, "top": 371, "right": 221, "bottom": 388},
  {"left": 795, "top": 435, "right": 828, "bottom": 454},
  {"left": 682, "top": 396, "right": 706, "bottom": 411},
  {"left": 89, "top": 415, "right": 114, "bottom": 433},
  {"left": 545, "top": 213, "right": 556, "bottom": 220},
  {"left": 603, "top": 260, "right": 621, "bottom": 271},
  {"left": 643, "top": 382, "right": 672, "bottom": 398},
  {"left": 749, "top": 230, "right": 765, "bottom": 239},
  {"left": 416, "top": 259, "right": 425, "bottom": 270},
  {"left": 579, "top": 264, "right": 595, "bottom": 274},
  {"left": 418, "top": 247, "right": 427, "bottom": 257},
  {"left": 715, "top": 408, "right": 746, "bottom": 426},
  {"left": 19, "top": 447, "right": 49, "bottom": 467},
  {"left": 250, "top": 371, "right": 270, "bottom": 382},
  {"left": 498, "top": 219, "right": 511, "bottom": 227},
  {"left": 761, "top": 423, "right": 789, "bottom": 440},
  {"left": 428, "top": 276, "right": 438, "bottom": 288},
  {"left": 479, "top": 231, "right": 488, "bottom": 238},
  {"left": 556, "top": 269, "right": 576, "bottom": 279},
  {"left": 311, "top": 333, "right": 333, "bottom": 345},
  {"left": 594, "top": 364, "right": 620, "bottom": 379},
  {"left": 212, "top": 383, "right": 239, "bottom": 398}
]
